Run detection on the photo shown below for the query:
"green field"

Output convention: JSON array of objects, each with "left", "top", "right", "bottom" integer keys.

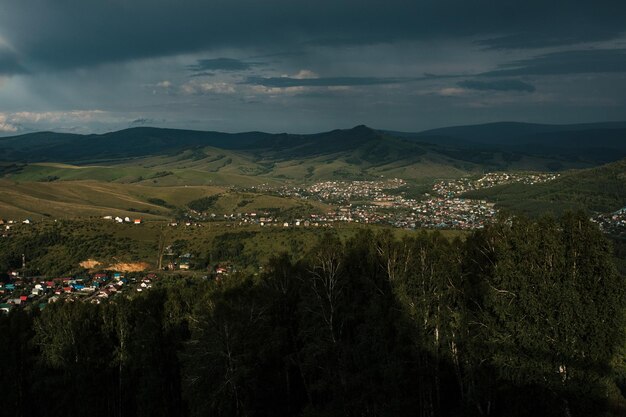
[
  {"left": 0, "top": 218, "right": 467, "bottom": 276},
  {"left": 0, "top": 179, "right": 330, "bottom": 220}
]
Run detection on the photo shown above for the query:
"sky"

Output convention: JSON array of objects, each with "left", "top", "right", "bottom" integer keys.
[{"left": 0, "top": 0, "right": 625, "bottom": 135}]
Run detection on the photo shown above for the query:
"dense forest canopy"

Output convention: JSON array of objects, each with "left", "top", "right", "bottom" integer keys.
[{"left": 1, "top": 213, "right": 625, "bottom": 417}]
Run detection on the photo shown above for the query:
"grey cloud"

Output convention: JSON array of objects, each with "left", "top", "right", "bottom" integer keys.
[
  {"left": 243, "top": 76, "right": 410, "bottom": 87},
  {"left": 189, "top": 72, "right": 215, "bottom": 78},
  {"left": 457, "top": 79, "right": 535, "bottom": 92},
  {"left": 2, "top": 1, "right": 625, "bottom": 71},
  {"left": 0, "top": 49, "right": 28, "bottom": 75},
  {"left": 188, "top": 58, "right": 262, "bottom": 72},
  {"left": 130, "top": 118, "right": 152, "bottom": 126},
  {"left": 481, "top": 49, "right": 626, "bottom": 77},
  {"left": 477, "top": 28, "right": 622, "bottom": 50}
]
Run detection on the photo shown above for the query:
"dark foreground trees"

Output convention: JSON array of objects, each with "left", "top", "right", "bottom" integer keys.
[{"left": 0, "top": 213, "right": 625, "bottom": 417}]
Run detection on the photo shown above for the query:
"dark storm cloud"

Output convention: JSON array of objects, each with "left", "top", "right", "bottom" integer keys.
[
  {"left": 189, "top": 72, "right": 216, "bottom": 78},
  {"left": 457, "top": 79, "right": 535, "bottom": 92},
  {"left": 476, "top": 28, "right": 621, "bottom": 50},
  {"left": 0, "top": 49, "right": 28, "bottom": 75},
  {"left": 243, "top": 76, "right": 410, "bottom": 87},
  {"left": 2, "top": 0, "right": 625, "bottom": 71},
  {"left": 481, "top": 49, "right": 626, "bottom": 77},
  {"left": 187, "top": 58, "right": 262, "bottom": 72}
]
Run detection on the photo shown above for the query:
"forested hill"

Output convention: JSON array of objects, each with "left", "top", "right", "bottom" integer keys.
[
  {"left": 463, "top": 157, "right": 626, "bottom": 216},
  {"left": 1, "top": 214, "right": 625, "bottom": 416}
]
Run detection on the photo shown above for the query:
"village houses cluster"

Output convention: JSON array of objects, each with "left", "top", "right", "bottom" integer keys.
[{"left": 0, "top": 270, "right": 160, "bottom": 314}]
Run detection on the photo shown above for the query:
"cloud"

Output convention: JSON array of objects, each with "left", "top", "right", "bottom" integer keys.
[
  {"left": 2, "top": 1, "right": 625, "bottom": 71},
  {"left": 457, "top": 79, "right": 535, "bottom": 92},
  {"left": 10, "top": 110, "right": 106, "bottom": 123},
  {"left": 0, "top": 49, "right": 27, "bottom": 75},
  {"left": 0, "top": 111, "right": 107, "bottom": 134},
  {"left": 481, "top": 49, "right": 626, "bottom": 77},
  {"left": 477, "top": 28, "right": 622, "bottom": 50},
  {"left": 180, "top": 80, "right": 236, "bottom": 95},
  {"left": 438, "top": 87, "right": 467, "bottom": 97},
  {"left": 130, "top": 118, "right": 151, "bottom": 126},
  {"left": 291, "top": 70, "right": 318, "bottom": 79},
  {"left": 243, "top": 76, "right": 410, "bottom": 88},
  {"left": 0, "top": 114, "right": 18, "bottom": 132},
  {"left": 189, "top": 71, "right": 215, "bottom": 78},
  {"left": 187, "top": 58, "right": 263, "bottom": 72}
]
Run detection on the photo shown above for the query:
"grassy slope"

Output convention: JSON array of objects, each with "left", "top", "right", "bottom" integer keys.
[
  {"left": 0, "top": 179, "right": 330, "bottom": 220},
  {"left": 463, "top": 158, "right": 626, "bottom": 216}
]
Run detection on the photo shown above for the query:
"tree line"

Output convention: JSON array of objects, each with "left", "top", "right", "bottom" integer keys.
[{"left": 1, "top": 213, "right": 625, "bottom": 417}]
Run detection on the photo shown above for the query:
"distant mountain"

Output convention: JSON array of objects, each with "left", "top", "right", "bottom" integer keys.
[
  {"left": 0, "top": 127, "right": 275, "bottom": 163},
  {"left": 389, "top": 121, "right": 626, "bottom": 166},
  {"left": 410, "top": 121, "right": 626, "bottom": 145},
  {"left": 1, "top": 123, "right": 625, "bottom": 183},
  {"left": 463, "top": 157, "right": 626, "bottom": 216},
  {"left": 0, "top": 126, "right": 473, "bottom": 182}
]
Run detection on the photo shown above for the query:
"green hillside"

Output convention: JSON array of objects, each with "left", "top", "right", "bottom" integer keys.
[
  {"left": 1, "top": 124, "right": 625, "bottom": 220},
  {"left": 463, "top": 158, "right": 626, "bottom": 216},
  {"left": 3, "top": 124, "right": 622, "bottom": 184},
  {"left": 0, "top": 180, "right": 329, "bottom": 220}
]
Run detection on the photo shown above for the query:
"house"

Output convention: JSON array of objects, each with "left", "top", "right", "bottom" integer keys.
[
  {"left": 179, "top": 261, "right": 190, "bottom": 270},
  {"left": 0, "top": 219, "right": 5, "bottom": 225},
  {"left": 115, "top": 217, "right": 124, "bottom": 223},
  {"left": 103, "top": 215, "right": 113, "bottom": 220},
  {"left": 22, "top": 219, "right": 32, "bottom": 224},
  {"left": 134, "top": 219, "right": 142, "bottom": 224},
  {"left": 124, "top": 217, "right": 131, "bottom": 223}
]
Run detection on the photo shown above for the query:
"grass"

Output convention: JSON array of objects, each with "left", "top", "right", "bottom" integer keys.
[
  {"left": 2, "top": 218, "right": 469, "bottom": 276},
  {"left": 0, "top": 179, "right": 331, "bottom": 220},
  {"left": 463, "top": 158, "right": 626, "bottom": 216}
]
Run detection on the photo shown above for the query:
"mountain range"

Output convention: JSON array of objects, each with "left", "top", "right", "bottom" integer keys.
[
  {"left": 0, "top": 121, "right": 624, "bottom": 219},
  {"left": 1, "top": 122, "right": 625, "bottom": 185}
]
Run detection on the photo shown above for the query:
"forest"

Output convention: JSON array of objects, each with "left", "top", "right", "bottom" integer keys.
[{"left": 1, "top": 213, "right": 625, "bottom": 417}]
